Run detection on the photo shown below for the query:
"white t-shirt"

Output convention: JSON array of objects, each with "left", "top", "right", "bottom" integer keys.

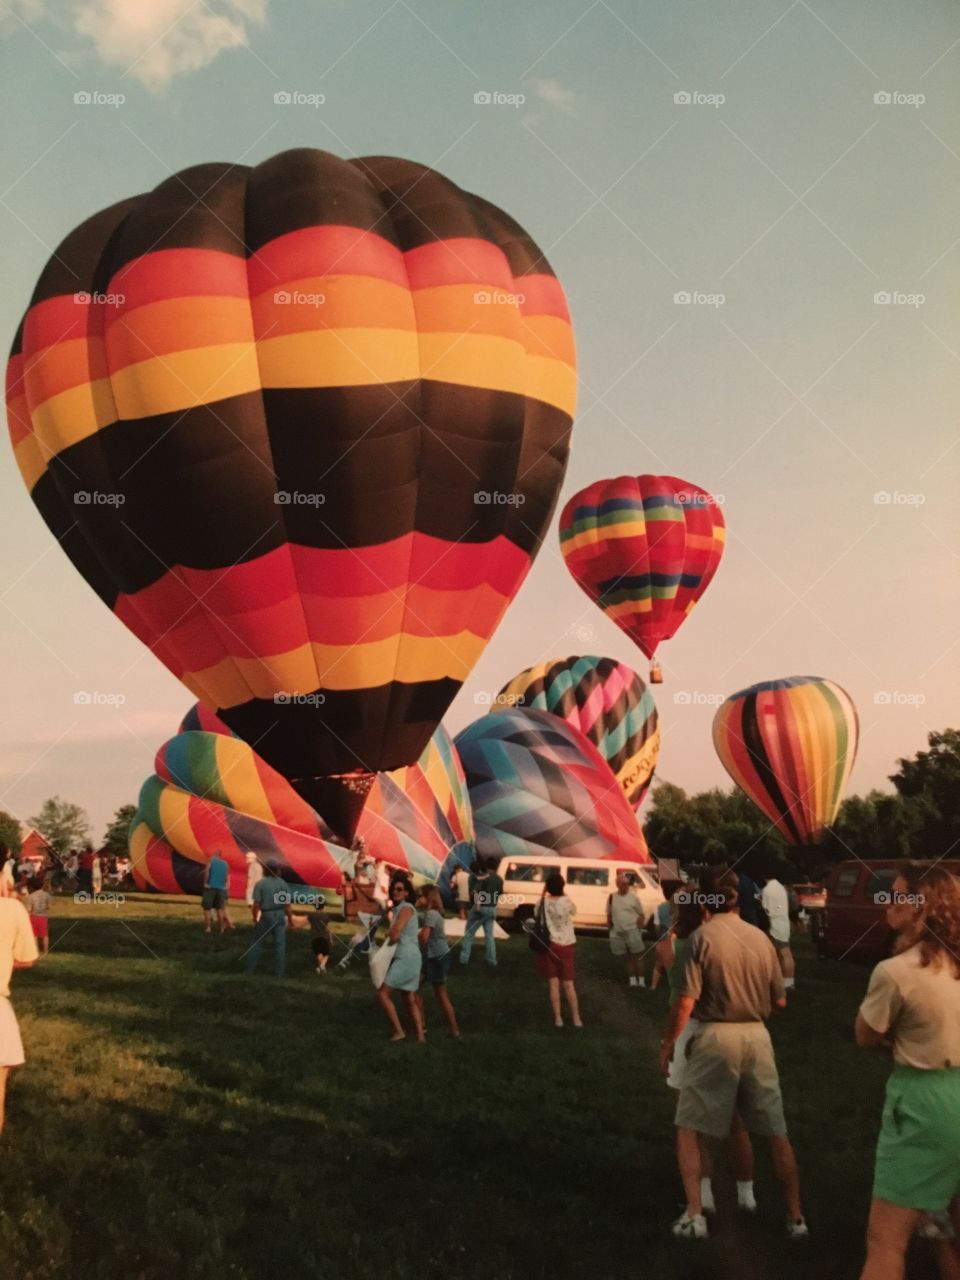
[
  {"left": 0, "top": 899, "right": 38, "bottom": 999},
  {"left": 609, "top": 890, "right": 644, "bottom": 933},
  {"left": 761, "top": 879, "right": 790, "bottom": 943},
  {"left": 455, "top": 869, "right": 471, "bottom": 900},
  {"left": 860, "top": 944, "right": 960, "bottom": 1069},
  {"left": 543, "top": 895, "right": 576, "bottom": 946}
]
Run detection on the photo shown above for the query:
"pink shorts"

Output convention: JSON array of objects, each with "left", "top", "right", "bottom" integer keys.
[{"left": 30, "top": 916, "right": 48, "bottom": 939}]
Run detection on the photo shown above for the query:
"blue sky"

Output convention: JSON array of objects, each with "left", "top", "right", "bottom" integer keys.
[{"left": 1, "top": 0, "right": 958, "bottom": 839}]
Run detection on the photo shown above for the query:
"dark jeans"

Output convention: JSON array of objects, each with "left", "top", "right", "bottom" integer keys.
[{"left": 244, "top": 912, "right": 287, "bottom": 976}]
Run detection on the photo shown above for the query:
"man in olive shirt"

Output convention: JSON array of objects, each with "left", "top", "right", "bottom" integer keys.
[
  {"left": 243, "top": 860, "right": 293, "bottom": 977},
  {"left": 659, "top": 870, "right": 806, "bottom": 1240}
]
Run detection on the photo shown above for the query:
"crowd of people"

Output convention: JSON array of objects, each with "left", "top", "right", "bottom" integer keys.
[{"left": 1, "top": 841, "right": 958, "bottom": 1278}]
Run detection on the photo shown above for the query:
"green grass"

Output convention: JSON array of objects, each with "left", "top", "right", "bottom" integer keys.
[{"left": 0, "top": 897, "right": 937, "bottom": 1280}]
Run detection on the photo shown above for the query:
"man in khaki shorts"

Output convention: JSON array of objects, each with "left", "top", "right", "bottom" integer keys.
[
  {"left": 608, "top": 870, "right": 647, "bottom": 988},
  {"left": 659, "top": 869, "right": 807, "bottom": 1240}
]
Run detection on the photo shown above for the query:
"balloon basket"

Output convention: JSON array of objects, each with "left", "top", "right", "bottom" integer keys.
[{"left": 650, "top": 665, "right": 663, "bottom": 684}]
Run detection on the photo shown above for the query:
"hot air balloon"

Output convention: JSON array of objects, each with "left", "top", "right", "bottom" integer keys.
[
  {"left": 454, "top": 707, "right": 650, "bottom": 864},
  {"left": 712, "top": 676, "right": 859, "bottom": 847},
  {"left": 497, "top": 655, "right": 659, "bottom": 807},
  {"left": 130, "top": 716, "right": 474, "bottom": 894},
  {"left": 7, "top": 148, "right": 577, "bottom": 843},
  {"left": 558, "top": 475, "right": 724, "bottom": 682}
]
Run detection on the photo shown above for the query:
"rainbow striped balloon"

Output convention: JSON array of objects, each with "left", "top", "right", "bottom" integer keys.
[
  {"left": 559, "top": 475, "right": 725, "bottom": 670},
  {"left": 712, "top": 676, "right": 859, "bottom": 846},
  {"left": 130, "top": 716, "right": 474, "bottom": 894},
  {"left": 497, "top": 656, "right": 659, "bottom": 807}
]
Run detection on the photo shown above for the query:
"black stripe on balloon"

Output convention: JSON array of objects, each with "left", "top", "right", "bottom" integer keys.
[
  {"left": 740, "top": 692, "right": 803, "bottom": 845},
  {"left": 170, "top": 847, "right": 205, "bottom": 895},
  {"left": 220, "top": 679, "right": 460, "bottom": 779},
  {"left": 34, "top": 385, "right": 568, "bottom": 591},
  {"left": 225, "top": 811, "right": 309, "bottom": 886}
]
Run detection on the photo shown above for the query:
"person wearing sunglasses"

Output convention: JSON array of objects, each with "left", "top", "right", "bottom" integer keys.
[{"left": 375, "top": 875, "right": 425, "bottom": 1042}]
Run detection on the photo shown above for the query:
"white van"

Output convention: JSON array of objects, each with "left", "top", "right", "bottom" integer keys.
[{"left": 493, "top": 855, "right": 662, "bottom": 932}]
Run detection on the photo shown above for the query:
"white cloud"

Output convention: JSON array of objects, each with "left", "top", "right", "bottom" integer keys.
[
  {"left": 531, "top": 77, "right": 577, "bottom": 115},
  {"left": 6, "top": 0, "right": 267, "bottom": 90}
]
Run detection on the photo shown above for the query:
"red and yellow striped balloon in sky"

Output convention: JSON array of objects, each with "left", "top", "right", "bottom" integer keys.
[
  {"left": 559, "top": 475, "right": 725, "bottom": 674},
  {"left": 7, "top": 148, "right": 576, "bottom": 841},
  {"left": 712, "top": 676, "right": 860, "bottom": 846}
]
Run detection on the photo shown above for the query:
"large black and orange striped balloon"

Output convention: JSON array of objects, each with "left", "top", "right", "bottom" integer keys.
[{"left": 6, "top": 149, "right": 577, "bottom": 841}]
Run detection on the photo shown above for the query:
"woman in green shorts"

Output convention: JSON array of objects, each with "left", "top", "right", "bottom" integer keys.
[{"left": 856, "top": 863, "right": 960, "bottom": 1280}]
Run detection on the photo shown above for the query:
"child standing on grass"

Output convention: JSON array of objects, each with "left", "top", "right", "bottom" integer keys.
[
  {"left": 416, "top": 886, "right": 460, "bottom": 1039},
  {"left": 27, "top": 877, "right": 52, "bottom": 956},
  {"left": 309, "top": 898, "right": 333, "bottom": 974}
]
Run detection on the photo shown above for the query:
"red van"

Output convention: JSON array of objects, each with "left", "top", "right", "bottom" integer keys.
[{"left": 816, "top": 859, "right": 960, "bottom": 963}]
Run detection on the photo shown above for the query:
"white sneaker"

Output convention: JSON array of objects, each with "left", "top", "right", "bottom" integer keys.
[
  {"left": 672, "top": 1212, "right": 708, "bottom": 1239},
  {"left": 700, "top": 1180, "right": 716, "bottom": 1214},
  {"left": 787, "top": 1217, "right": 809, "bottom": 1240},
  {"left": 629, "top": 976, "right": 639, "bottom": 987},
  {"left": 737, "top": 1182, "right": 757, "bottom": 1212}
]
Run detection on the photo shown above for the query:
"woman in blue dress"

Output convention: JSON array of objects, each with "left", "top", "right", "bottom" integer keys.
[{"left": 376, "top": 874, "right": 425, "bottom": 1042}]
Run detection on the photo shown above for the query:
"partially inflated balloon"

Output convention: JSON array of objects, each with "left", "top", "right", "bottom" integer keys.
[
  {"left": 712, "top": 676, "right": 859, "bottom": 846},
  {"left": 497, "top": 656, "right": 659, "bottom": 807},
  {"left": 130, "top": 717, "right": 473, "bottom": 893},
  {"left": 455, "top": 707, "right": 650, "bottom": 863},
  {"left": 558, "top": 476, "right": 724, "bottom": 680},
  {"left": 7, "top": 148, "right": 577, "bottom": 841},
  {"left": 130, "top": 730, "right": 351, "bottom": 895}
]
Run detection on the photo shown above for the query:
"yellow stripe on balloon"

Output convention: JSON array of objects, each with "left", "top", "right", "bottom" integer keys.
[
  {"left": 184, "top": 630, "right": 491, "bottom": 708},
  {"left": 157, "top": 785, "right": 204, "bottom": 858},
  {"left": 214, "top": 734, "right": 274, "bottom": 824},
  {"left": 111, "top": 345, "right": 262, "bottom": 419},
  {"left": 30, "top": 377, "right": 116, "bottom": 457},
  {"left": 561, "top": 520, "right": 649, "bottom": 555},
  {"left": 128, "top": 822, "right": 154, "bottom": 886}
]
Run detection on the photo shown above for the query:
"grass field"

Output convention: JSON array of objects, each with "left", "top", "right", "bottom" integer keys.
[{"left": 0, "top": 895, "right": 941, "bottom": 1280}]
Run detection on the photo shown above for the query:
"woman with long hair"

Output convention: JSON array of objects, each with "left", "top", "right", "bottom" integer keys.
[
  {"left": 534, "top": 872, "right": 582, "bottom": 1028},
  {"left": 375, "top": 874, "right": 425, "bottom": 1043},
  {"left": 856, "top": 863, "right": 960, "bottom": 1280}
]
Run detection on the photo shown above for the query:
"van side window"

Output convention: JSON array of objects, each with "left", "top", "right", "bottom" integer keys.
[
  {"left": 833, "top": 869, "right": 860, "bottom": 897},
  {"left": 567, "top": 866, "right": 610, "bottom": 887},
  {"left": 504, "top": 863, "right": 560, "bottom": 883}
]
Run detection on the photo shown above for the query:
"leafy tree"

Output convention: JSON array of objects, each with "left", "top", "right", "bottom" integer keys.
[
  {"left": 890, "top": 730, "right": 960, "bottom": 858},
  {"left": 28, "top": 796, "right": 91, "bottom": 858},
  {"left": 0, "top": 812, "right": 22, "bottom": 858},
  {"left": 102, "top": 804, "right": 138, "bottom": 859}
]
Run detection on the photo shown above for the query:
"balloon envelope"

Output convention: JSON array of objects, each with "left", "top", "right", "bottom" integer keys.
[
  {"left": 559, "top": 475, "right": 724, "bottom": 667},
  {"left": 497, "top": 655, "right": 659, "bottom": 807},
  {"left": 712, "top": 676, "right": 859, "bottom": 846},
  {"left": 455, "top": 707, "right": 650, "bottom": 864},
  {"left": 130, "top": 714, "right": 473, "bottom": 892},
  {"left": 8, "top": 148, "right": 577, "bottom": 841}
]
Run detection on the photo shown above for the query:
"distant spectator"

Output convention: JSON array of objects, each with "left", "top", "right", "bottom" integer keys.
[
  {"left": 737, "top": 862, "right": 761, "bottom": 928},
  {"left": 0, "top": 856, "right": 15, "bottom": 892},
  {"left": 454, "top": 863, "right": 472, "bottom": 921},
  {"left": 309, "top": 898, "right": 333, "bottom": 974},
  {"left": 460, "top": 857, "right": 503, "bottom": 968},
  {"left": 376, "top": 874, "right": 425, "bottom": 1042},
  {"left": 244, "top": 860, "right": 293, "bottom": 977},
  {"left": 608, "top": 870, "right": 648, "bottom": 989},
  {"left": 656, "top": 879, "right": 682, "bottom": 938},
  {"left": 91, "top": 854, "right": 103, "bottom": 895},
  {"left": 417, "top": 885, "right": 459, "bottom": 1038},
  {"left": 202, "top": 851, "right": 234, "bottom": 935},
  {"left": 760, "top": 866, "right": 795, "bottom": 990},
  {"left": 244, "top": 853, "right": 263, "bottom": 919},
  {"left": 347, "top": 859, "right": 381, "bottom": 956},
  {"left": 535, "top": 872, "right": 582, "bottom": 1029},
  {"left": 27, "top": 878, "right": 52, "bottom": 957},
  {"left": 64, "top": 851, "right": 79, "bottom": 890},
  {"left": 77, "top": 848, "right": 95, "bottom": 895},
  {"left": 0, "top": 870, "right": 38, "bottom": 1136},
  {"left": 855, "top": 864, "right": 960, "bottom": 1280}
]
